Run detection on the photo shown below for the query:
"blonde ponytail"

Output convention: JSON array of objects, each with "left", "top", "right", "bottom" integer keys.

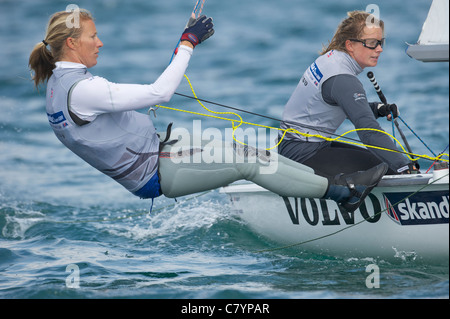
[
  {"left": 29, "top": 41, "right": 55, "bottom": 88},
  {"left": 28, "top": 9, "right": 93, "bottom": 89}
]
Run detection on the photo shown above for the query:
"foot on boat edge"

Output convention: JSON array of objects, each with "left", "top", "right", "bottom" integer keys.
[{"left": 325, "top": 163, "right": 389, "bottom": 212}]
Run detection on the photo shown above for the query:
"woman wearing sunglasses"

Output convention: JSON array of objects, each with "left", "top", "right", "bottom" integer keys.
[{"left": 279, "top": 11, "right": 417, "bottom": 182}]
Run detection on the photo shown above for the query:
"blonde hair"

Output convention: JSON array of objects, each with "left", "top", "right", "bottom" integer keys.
[
  {"left": 28, "top": 9, "right": 93, "bottom": 88},
  {"left": 321, "top": 10, "right": 384, "bottom": 55}
]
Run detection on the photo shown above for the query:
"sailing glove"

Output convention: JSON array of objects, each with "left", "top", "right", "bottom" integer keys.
[
  {"left": 181, "top": 15, "right": 214, "bottom": 48},
  {"left": 377, "top": 103, "right": 399, "bottom": 120}
]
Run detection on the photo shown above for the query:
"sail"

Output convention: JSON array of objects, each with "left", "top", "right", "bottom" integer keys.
[{"left": 406, "top": 0, "right": 449, "bottom": 62}]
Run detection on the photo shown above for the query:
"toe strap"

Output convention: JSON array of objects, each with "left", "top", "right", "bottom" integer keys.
[{"left": 345, "top": 177, "right": 363, "bottom": 198}]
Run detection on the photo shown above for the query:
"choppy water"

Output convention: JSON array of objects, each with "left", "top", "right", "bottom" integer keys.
[{"left": 0, "top": 0, "right": 448, "bottom": 301}]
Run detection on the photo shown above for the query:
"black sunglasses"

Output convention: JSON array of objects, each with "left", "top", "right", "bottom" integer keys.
[{"left": 349, "top": 38, "right": 385, "bottom": 49}]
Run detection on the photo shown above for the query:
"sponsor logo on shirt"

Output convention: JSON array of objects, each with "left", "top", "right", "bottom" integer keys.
[
  {"left": 47, "top": 111, "right": 66, "bottom": 124},
  {"left": 309, "top": 62, "right": 323, "bottom": 86},
  {"left": 47, "top": 111, "right": 69, "bottom": 129},
  {"left": 353, "top": 92, "right": 367, "bottom": 101}
]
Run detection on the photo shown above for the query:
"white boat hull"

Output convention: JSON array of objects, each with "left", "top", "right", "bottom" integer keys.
[{"left": 221, "top": 172, "right": 449, "bottom": 262}]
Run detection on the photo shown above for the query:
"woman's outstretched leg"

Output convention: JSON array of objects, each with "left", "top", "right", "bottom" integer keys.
[{"left": 158, "top": 128, "right": 387, "bottom": 212}]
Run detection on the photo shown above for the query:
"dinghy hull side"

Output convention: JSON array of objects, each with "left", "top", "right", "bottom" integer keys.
[{"left": 221, "top": 174, "right": 449, "bottom": 262}]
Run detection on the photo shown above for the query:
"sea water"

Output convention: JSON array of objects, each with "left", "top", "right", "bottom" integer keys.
[{"left": 0, "top": 0, "right": 448, "bottom": 301}]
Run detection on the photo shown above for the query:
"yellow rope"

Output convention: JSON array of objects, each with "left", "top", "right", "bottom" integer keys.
[{"left": 152, "top": 75, "right": 449, "bottom": 163}]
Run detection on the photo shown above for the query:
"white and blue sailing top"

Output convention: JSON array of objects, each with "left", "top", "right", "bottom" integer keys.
[
  {"left": 281, "top": 50, "right": 363, "bottom": 142},
  {"left": 45, "top": 45, "right": 193, "bottom": 197}
]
